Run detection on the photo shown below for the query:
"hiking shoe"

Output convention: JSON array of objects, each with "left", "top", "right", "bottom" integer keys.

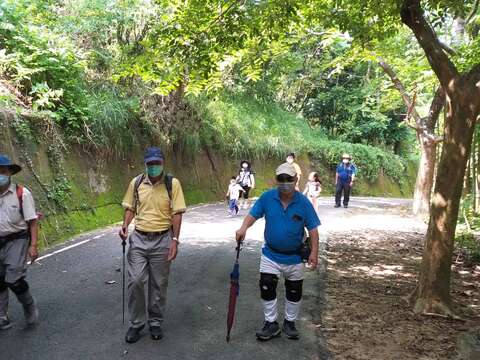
[
  {"left": 125, "top": 326, "right": 144, "bottom": 343},
  {"left": 0, "top": 317, "right": 13, "bottom": 330},
  {"left": 23, "top": 299, "right": 39, "bottom": 326},
  {"left": 334, "top": 204, "right": 341, "bottom": 208},
  {"left": 150, "top": 325, "right": 163, "bottom": 340},
  {"left": 344, "top": 204, "right": 348, "bottom": 208},
  {"left": 282, "top": 319, "right": 300, "bottom": 340},
  {"left": 256, "top": 321, "right": 281, "bottom": 341}
]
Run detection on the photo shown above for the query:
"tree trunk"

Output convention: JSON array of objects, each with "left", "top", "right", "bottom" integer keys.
[
  {"left": 401, "top": 0, "right": 480, "bottom": 315},
  {"left": 476, "top": 137, "right": 480, "bottom": 214},
  {"left": 413, "top": 90, "right": 477, "bottom": 315},
  {"left": 412, "top": 137, "right": 436, "bottom": 215},
  {"left": 377, "top": 59, "right": 445, "bottom": 216}
]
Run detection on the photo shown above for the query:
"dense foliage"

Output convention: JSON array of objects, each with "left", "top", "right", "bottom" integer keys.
[{"left": 1, "top": 0, "right": 478, "bottom": 189}]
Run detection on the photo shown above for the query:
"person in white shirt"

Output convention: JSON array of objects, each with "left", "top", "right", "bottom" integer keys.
[
  {"left": 236, "top": 161, "right": 255, "bottom": 209},
  {"left": 226, "top": 177, "right": 245, "bottom": 216}
]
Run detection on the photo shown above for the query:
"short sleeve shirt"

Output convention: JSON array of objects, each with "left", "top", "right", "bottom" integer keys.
[
  {"left": 336, "top": 163, "right": 357, "bottom": 184},
  {"left": 0, "top": 183, "right": 37, "bottom": 236},
  {"left": 249, "top": 189, "right": 321, "bottom": 265},
  {"left": 228, "top": 184, "right": 244, "bottom": 200},
  {"left": 122, "top": 175, "right": 187, "bottom": 232},
  {"left": 292, "top": 162, "right": 302, "bottom": 176}
]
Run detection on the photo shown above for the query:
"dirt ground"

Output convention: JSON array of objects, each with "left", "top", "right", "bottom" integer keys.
[{"left": 320, "top": 199, "right": 480, "bottom": 360}]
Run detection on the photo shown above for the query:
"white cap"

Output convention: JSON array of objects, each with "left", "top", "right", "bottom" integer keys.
[{"left": 275, "top": 163, "right": 297, "bottom": 177}]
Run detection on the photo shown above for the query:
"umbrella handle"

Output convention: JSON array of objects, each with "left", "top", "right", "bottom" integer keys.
[{"left": 235, "top": 242, "right": 242, "bottom": 260}]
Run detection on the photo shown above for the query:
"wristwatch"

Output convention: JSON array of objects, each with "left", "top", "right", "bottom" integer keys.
[{"left": 172, "top": 237, "right": 180, "bottom": 244}]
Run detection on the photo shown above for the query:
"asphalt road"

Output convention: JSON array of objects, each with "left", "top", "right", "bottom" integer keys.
[
  {"left": 0, "top": 201, "right": 331, "bottom": 360},
  {"left": 0, "top": 197, "right": 422, "bottom": 360}
]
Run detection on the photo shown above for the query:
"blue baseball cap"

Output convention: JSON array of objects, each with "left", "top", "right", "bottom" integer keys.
[
  {"left": 144, "top": 147, "right": 165, "bottom": 163},
  {"left": 0, "top": 154, "right": 22, "bottom": 175}
]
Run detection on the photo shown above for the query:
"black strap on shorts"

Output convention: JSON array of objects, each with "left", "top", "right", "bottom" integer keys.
[
  {"left": 0, "top": 230, "right": 28, "bottom": 250},
  {"left": 266, "top": 243, "right": 301, "bottom": 256}
]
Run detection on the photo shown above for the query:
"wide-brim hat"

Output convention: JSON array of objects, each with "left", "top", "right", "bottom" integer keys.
[
  {"left": 275, "top": 163, "right": 297, "bottom": 177},
  {"left": 342, "top": 153, "right": 352, "bottom": 159},
  {"left": 0, "top": 154, "right": 22, "bottom": 175}
]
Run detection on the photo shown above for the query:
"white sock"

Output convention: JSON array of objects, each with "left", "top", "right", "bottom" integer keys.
[
  {"left": 262, "top": 298, "right": 278, "bottom": 322},
  {"left": 285, "top": 299, "right": 301, "bottom": 322}
]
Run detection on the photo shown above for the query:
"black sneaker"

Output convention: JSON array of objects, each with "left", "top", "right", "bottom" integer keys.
[
  {"left": 150, "top": 325, "right": 163, "bottom": 340},
  {"left": 282, "top": 319, "right": 300, "bottom": 339},
  {"left": 0, "top": 317, "right": 13, "bottom": 330},
  {"left": 334, "top": 204, "right": 341, "bottom": 208},
  {"left": 344, "top": 204, "right": 348, "bottom": 208},
  {"left": 125, "top": 326, "right": 144, "bottom": 343},
  {"left": 256, "top": 321, "right": 281, "bottom": 341}
]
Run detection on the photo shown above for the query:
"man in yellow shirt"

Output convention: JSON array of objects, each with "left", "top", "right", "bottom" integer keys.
[{"left": 119, "top": 147, "right": 186, "bottom": 343}]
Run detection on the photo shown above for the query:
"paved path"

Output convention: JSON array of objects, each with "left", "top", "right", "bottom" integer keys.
[{"left": 0, "top": 197, "right": 421, "bottom": 360}]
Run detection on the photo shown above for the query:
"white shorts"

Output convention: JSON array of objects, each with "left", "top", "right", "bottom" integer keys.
[{"left": 259, "top": 255, "right": 303, "bottom": 281}]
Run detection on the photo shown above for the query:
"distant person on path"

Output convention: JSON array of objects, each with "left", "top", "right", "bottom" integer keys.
[
  {"left": 119, "top": 147, "right": 186, "bottom": 343},
  {"left": 236, "top": 160, "right": 255, "bottom": 210},
  {"left": 303, "top": 172, "right": 322, "bottom": 212},
  {"left": 235, "top": 163, "right": 320, "bottom": 341},
  {"left": 335, "top": 153, "right": 356, "bottom": 208},
  {"left": 226, "top": 177, "right": 244, "bottom": 216},
  {"left": 286, "top": 153, "right": 302, "bottom": 191},
  {"left": 0, "top": 154, "right": 39, "bottom": 330}
]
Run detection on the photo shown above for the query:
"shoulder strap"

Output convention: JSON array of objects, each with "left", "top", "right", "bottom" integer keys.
[
  {"left": 16, "top": 184, "right": 24, "bottom": 218},
  {"left": 134, "top": 174, "right": 145, "bottom": 215},
  {"left": 165, "top": 174, "right": 174, "bottom": 208}
]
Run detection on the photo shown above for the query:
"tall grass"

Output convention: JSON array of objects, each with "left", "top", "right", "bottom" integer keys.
[
  {"left": 86, "top": 87, "right": 140, "bottom": 153},
  {"left": 187, "top": 92, "right": 407, "bottom": 182}
]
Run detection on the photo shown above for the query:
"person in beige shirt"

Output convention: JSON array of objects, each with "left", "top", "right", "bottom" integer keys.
[
  {"left": 0, "top": 154, "right": 39, "bottom": 330},
  {"left": 286, "top": 153, "right": 302, "bottom": 191},
  {"left": 119, "top": 147, "right": 186, "bottom": 344}
]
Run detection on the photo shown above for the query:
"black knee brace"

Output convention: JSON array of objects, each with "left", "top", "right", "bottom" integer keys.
[
  {"left": 259, "top": 273, "right": 278, "bottom": 301},
  {"left": 285, "top": 279, "right": 303, "bottom": 302},
  {"left": 0, "top": 277, "right": 7, "bottom": 292},
  {"left": 6, "top": 278, "right": 29, "bottom": 295}
]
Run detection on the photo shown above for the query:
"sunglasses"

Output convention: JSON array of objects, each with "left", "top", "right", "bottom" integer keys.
[{"left": 276, "top": 174, "right": 295, "bottom": 183}]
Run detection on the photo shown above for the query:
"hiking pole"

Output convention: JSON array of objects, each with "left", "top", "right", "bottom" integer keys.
[{"left": 122, "top": 238, "right": 126, "bottom": 325}]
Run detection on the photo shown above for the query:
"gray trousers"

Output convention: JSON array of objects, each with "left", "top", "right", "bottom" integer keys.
[
  {"left": 127, "top": 230, "right": 172, "bottom": 328},
  {"left": 0, "top": 236, "right": 33, "bottom": 318}
]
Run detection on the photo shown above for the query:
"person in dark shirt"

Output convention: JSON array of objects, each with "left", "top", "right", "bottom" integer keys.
[{"left": 335, "top": 153, "right": 357, "bottom": 208}]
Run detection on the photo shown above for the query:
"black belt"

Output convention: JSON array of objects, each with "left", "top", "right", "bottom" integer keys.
[
  {"left": 135, "top": 229, "right": 170, "bottom": 237},
  {"left": 0, "top": 230, "right": 28, "bottom": 249}
]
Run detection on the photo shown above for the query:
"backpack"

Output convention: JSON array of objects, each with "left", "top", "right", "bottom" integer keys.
[
  {"left": 133, "top": 173, "right": 174, "bottom": 215},
  {"left": 16, "top": 184, "right": 43, "bottom": 221}
]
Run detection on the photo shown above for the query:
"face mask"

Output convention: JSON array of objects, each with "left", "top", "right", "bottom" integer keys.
[
  {"left": 242, "top": 163, "right": 248, "bottom": 169},
  {"left": 0, "top": 175, "right": 10, "bottom": 187},
  {"left": 146, "top": 165, "right": 163, "bottom": 177},
  {"left": 286, "top": 158, "right": 294, "bottom": 164},
  {"left": 342, "top": 159, "right": 349, "bottom": 164},
  {"left": 278, "top": 182, "right": 296, "bottom": 194}
]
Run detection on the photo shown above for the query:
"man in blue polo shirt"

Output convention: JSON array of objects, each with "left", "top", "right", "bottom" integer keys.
[
  {"left": 335, "top": 153, "right": 356, "bottom": 208},
  {"left": 235, "top": 163, "right": 320, "bottom": 341}
]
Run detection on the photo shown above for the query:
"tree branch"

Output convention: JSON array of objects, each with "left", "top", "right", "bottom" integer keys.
[
  {"left": 439, "top": 41, "right": 456, "bottom": 56},
  {"left": 425, "top": 86, "right": 445, "bottom": 131},
  {"left": 401, "top": 0, "right": 459, "bottom": 89},
  {"left": 377, "top": 57, "right": 422, "bottom": 128},
  {"left": 466, "top": 0, "right": 480, "bottom": 25}
]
